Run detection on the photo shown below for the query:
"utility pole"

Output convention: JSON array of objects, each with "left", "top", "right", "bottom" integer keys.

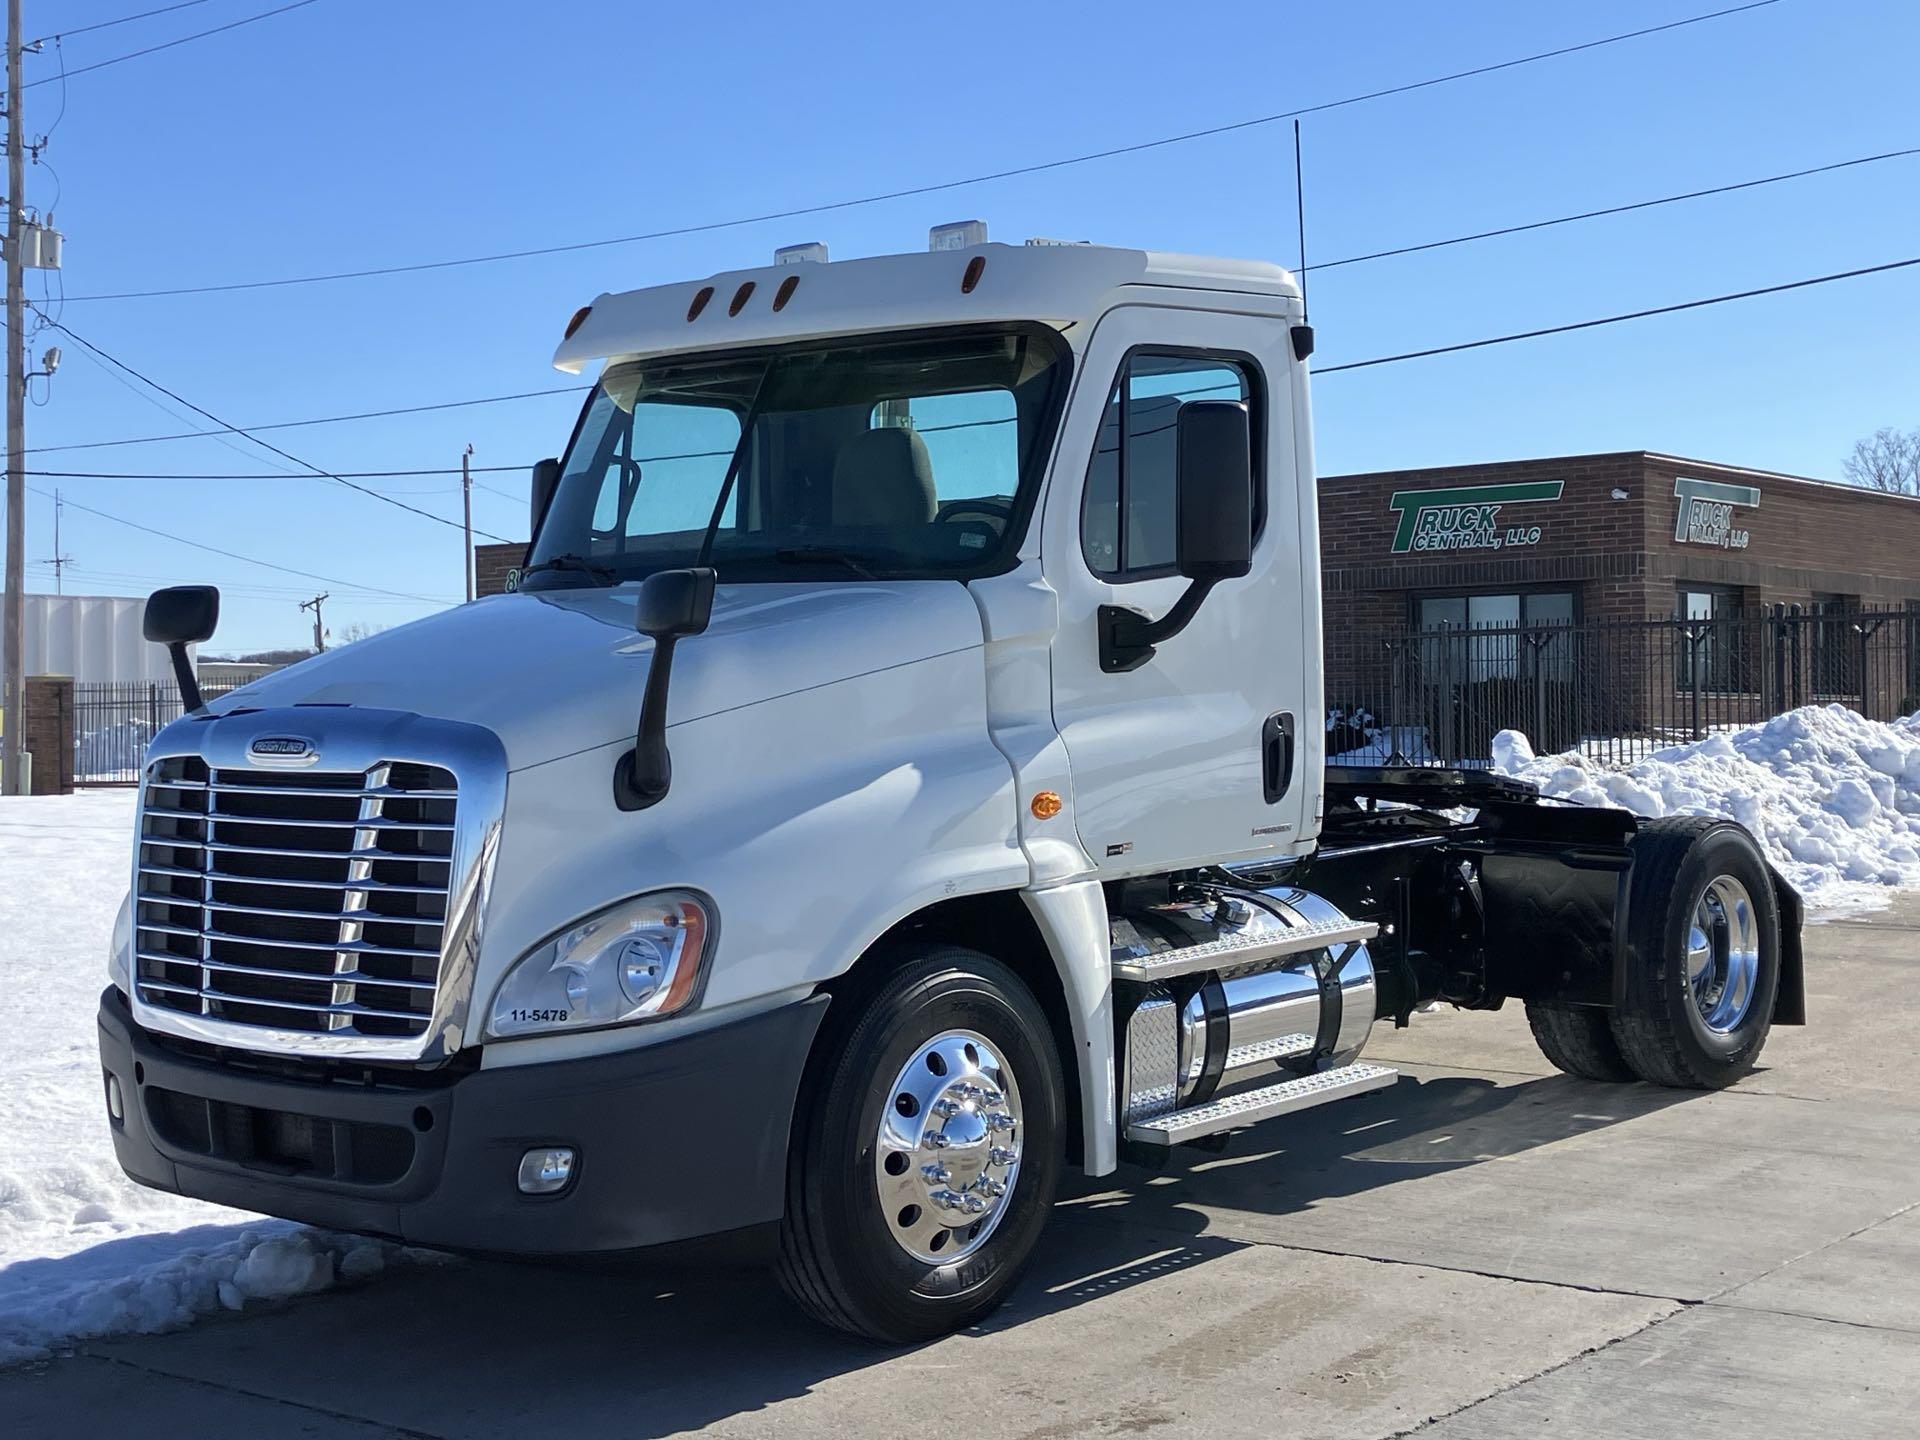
[
  {"left": 460, "top": 444, "right": 474, "bottom": 603},
  {"left": 39, "top": 487, "right": 71, "bottom": 593},
  {"left": 301, "top": 592, "right": 328, "bottom": 653},
  {"left": 2, "top": 0, "right": 25, "bottom": 796}
]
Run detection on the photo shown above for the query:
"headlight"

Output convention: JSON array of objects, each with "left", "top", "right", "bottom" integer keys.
[{"left": 487, "top": 890, "right": 712, "bottom": 1039}]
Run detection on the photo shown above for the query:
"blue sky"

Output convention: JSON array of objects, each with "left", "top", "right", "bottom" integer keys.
[{"left": 13, "top": 0, "right": 1918, "bottom": 652}]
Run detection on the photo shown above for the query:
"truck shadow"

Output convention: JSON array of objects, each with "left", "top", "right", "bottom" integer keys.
[{"left": 52, "top": 1068, "right": 1701, "bottom": 1437}]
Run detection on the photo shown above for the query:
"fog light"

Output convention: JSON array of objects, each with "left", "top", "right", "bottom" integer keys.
[
  {"left": 105, "top": 1072, "right": 124, "bottom": 1123},
  {"left": 517, "top": 1146, "right": 576, "bottom": 1195}
]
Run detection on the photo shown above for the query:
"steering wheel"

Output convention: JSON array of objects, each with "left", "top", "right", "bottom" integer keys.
[{"left": 936, "top": 497, "right": 1015, "bottom": 527}]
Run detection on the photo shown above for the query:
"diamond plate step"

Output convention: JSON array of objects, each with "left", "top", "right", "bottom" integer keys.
[
  {"left": 1125, "top": 1062, "right": 1399, "bottom": 1146},
  {"left": 1111, "top": 915, "right": 1377, "bottom": 983}
]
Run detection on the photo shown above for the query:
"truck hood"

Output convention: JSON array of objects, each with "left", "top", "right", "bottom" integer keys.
[{"left": 209, "top": 582, "right": 988, "bottom": 771}]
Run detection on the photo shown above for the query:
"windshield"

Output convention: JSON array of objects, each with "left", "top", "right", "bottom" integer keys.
[{"left": 522, "top": 324, "right": 1071, "bottom": 589}]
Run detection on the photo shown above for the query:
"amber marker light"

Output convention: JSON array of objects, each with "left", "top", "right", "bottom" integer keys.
[
  {"left": 563, "top": 305, "right": 592, "bottom": 339},
  {"left": 1030, "top": 791, "right": 1063, "bottom": 820}
]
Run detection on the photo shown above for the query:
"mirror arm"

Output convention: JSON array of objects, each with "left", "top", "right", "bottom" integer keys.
[
  {"left": 167, "top": 641, "right": 204, "bottom": 713},
  {"left": 1098, "top": 578, "right": 1220, "bottom": 673},
  {"left": 614, "top": 633, "right": 682, "bottom": 812}
]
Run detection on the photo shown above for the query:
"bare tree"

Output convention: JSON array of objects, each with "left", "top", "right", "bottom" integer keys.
[
  {"left": 335, "top": 621, "right": 385, "bottom": 646},
  {"left": 1844, "top": 427, "right": 1920, "bottom": 495}
]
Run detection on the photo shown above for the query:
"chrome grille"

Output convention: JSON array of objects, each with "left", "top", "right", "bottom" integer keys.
[{"left": 134, "top": 755, "right": 459, "bottom": 1041}]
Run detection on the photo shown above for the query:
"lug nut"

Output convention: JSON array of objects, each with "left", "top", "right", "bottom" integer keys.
[
  {"left": 930, "top": 1188, "right": 965, "bottom": 1211},
  {"left": 921, "top": 1163, "right": 951, "bottom": 1184},
  {"left": 989, "top": 1146, "right": 1019, "bottom": 1167},
  {"left": 986, "top": 1111, "right": 1016, "bottom": 1132}
]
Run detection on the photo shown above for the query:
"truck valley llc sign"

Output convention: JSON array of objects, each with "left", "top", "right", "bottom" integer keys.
[
  {"left": 1387, "top": 480, "right": 1564, "bottom": 555},
  {"left": 1673, "top": 476, "right": 1759, "bottom": 549}
]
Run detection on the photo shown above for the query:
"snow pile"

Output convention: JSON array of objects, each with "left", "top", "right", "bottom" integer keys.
[
  {"left": 1493, "top": 704, "right": 1920, "bottom": 909},
  {"left": 0, "top": 1225, "right": 411, "bottom": 1366},
  {"left": 0, "top": 791, "right": 423, "bottom": 1365}
]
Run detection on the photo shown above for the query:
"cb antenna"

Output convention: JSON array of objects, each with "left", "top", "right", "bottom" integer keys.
[{"left": 1291, "top": 120, "right": 1315, "bottom": 361}]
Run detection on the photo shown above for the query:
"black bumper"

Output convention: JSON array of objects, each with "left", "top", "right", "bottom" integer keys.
[{"left": 97, "top": 986, "right": 828, "bottom": 1255}]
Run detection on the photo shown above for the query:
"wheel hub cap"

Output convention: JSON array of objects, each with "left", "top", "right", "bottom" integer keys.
[
  {"left": 875, "top": 1030, "right": 1023, "bottom": 1263},
  {"left": 1686, "top": 874, "right": 1760, "bottom": 1034}
]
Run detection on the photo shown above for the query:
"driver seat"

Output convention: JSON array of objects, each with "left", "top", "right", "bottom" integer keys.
[{"left": 831, "top": 427, "right": 937, "bottom": 529}]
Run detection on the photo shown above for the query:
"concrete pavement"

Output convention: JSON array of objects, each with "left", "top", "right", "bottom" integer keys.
[{"left": 6, "top": 901, "right": 1917, "bottom": 1438}]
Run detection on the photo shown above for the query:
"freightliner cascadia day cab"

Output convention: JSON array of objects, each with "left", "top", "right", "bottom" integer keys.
[{"left": 101, "top": 223, "right": 1804, "bottom": 1343}]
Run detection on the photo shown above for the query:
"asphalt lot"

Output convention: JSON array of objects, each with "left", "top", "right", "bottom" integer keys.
[{"left": 7, "top": 898, "right": 1918, "bottom": 1439}]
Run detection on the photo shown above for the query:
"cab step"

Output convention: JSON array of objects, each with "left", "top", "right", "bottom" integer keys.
[
  {"left": 1124, "top": 1062, "right": 1399, "bottom": 1146},
  {"left": 1111, "top": 913, "right": 1376, "bottom": 984}
]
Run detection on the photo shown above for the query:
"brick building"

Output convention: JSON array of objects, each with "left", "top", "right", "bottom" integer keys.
[
  {"left": 1320, "top": 451, "right": 1920, "bottom": 630},
  {"left": 474, "top": 541, "right": 523, "bottom": 598},
  {"left": 1320, "top": 452, "right": 1920, "bottom": 752}
]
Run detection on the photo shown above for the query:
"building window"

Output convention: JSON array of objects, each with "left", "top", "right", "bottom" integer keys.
[
  {"left": 1417, "top": 592, "right": 1572, "bottom": 630},
  {"left": 1082, "top": 352, "right": 1261, "bottom": 580},
  {"left": 1414, "top": 591, "right": 1573, "bottom": 680},
  {"left": 1675, "top": 586, "right": 1750, "bottom": 694},
  {"left": 1811, "top": 593, "right": 1858, "bottom": 697}
]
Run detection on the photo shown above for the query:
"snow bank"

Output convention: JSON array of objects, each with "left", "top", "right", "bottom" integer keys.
[
  {"left": 0, "top": 791, "right": 424, "bottom": 1365},
  {"left": 0, "top": 1225, "right": 414, "bottom": 1366},
  {"left": 1493, "top": 704, "right": 1920, "bottom": 911}
]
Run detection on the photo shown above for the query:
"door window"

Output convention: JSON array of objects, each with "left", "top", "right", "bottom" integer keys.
[{"left": 1082, "top": 353, "right": 1259, "bottom": 580}]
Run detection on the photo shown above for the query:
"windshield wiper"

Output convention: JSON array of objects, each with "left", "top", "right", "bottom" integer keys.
[
  {"left": 771, "top": 546, "right": 879, "bottom": 580},
  {"left": 518, "top": 553, "right": 616, "bottom": 584}
]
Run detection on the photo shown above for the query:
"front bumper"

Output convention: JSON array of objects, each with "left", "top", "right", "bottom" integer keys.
[{"left": 97, "top": 986, "right": 828, "bottom": 1254}]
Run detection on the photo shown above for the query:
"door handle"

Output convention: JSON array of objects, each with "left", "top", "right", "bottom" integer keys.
[{"left": 1262, "top": 711, "right": 1295, "bottom": 804}]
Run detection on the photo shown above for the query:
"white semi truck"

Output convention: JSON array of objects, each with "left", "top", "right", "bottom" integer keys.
[{"left": 100, "top": 225, "right": 1803, "bottom": 1343}]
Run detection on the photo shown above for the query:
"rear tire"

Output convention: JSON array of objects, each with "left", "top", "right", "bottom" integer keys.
[
  {"left": 1609, "top": 817, "right": 1781, "bottom": 1089},
  {"left": 776, "top": 945, "right": 1063, "bottom": 1343},
  {"left": 1525, "top": 1000, "right": 1636, "bottom": 1081}
]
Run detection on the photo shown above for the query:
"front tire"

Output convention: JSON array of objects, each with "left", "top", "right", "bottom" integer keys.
[
  {"left": 1610, "top": 817, "right": 1782, "bottom": 1089},
  {"left": 776, "top": 945, "right": 1063, "bottom": 1343}
]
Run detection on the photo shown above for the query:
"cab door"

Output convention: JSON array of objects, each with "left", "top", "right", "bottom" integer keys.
[{"left": 1044, "top": 304, "right": 1308, "bottom": 873}]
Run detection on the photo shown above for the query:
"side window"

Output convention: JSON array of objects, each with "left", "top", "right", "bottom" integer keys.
[{"left": 1081, "top": 353, "right": 1259, "bottom": 580}]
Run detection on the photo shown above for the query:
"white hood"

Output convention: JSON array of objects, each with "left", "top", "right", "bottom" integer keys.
[{"left": 211, "top": 582, "right": 988, "bottom": 771}]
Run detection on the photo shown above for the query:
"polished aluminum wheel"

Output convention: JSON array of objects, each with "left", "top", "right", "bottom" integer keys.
[
  {"left": 1686, "top": 874, "right": 1760, "bottom": 1034},
  {"left": 874, "top": 1029, "right": 1023, "bottom": 1264}
]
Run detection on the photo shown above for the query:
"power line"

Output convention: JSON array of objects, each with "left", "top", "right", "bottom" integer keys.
[
  {"left": 31, "top": 1, "right": 214, "bottom": 45},
  {"left": 52, "top": 1, "right": 1784, "bottom": 303},
  {"left": 30, "top": 308, "right": 512, "bottom": 542},
  {"left": 1305, "top": 145, "right": 1920, "bottom": 273},
  {"left": 1317, "top": 255, "right": 1920, "bottom": 374},
  {"left": 28, "top": 485, "right": 453, "bottom": 602},
  {"left": 23, "top": 463, "right": 534, "bottom": 479},
  {"left": 23, "top": 0, "right": 322, "bottom": 87},
  {"left": 23, "top": 383, "right": 587, "bottom": 455},
  {"left": 26, "top": 559, "right": 437, "bottom": 605}
]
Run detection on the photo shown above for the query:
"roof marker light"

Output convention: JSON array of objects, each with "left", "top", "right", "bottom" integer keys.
[
  {"left": 775, "top": 242, "right": 828, "bottom": 265},
  {"left": 961, "top": 255, "right": 986, "bottom": 294},
  {"left": 929, "top": 219, "right": 988, "bottom": 252},
  {"left": 563, "top": 305, "right": 593, "bottom": 340},
  {"left": 728, "top": 281, "right": 756, "bottom": 316},
  {"left": 772, "top": 274, "right": 800, "bottom": 312},
  {"left": 687, "top": 286, "right": 715, "bottom": 322}
]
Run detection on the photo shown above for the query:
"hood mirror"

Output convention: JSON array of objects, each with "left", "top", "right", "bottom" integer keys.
[
  {"left": 144, "top": 585, "right": 220, "bottom": 712},
  {"left": 615, "top": 567, "right": 717, "bottom": 811}
]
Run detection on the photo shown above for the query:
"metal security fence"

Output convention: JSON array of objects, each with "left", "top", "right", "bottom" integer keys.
[
  {"left": 74, "top": 681, "right": 242, "bottom": 786},
  {"left": 1326, "top": 605, "right": 1920, "bottom": 770}
]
